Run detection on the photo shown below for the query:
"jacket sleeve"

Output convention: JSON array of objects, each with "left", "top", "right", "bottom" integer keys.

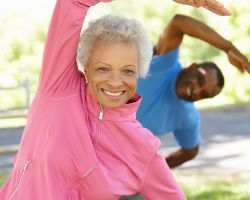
[
  {"left": 140, "top": 151, "right": 186, "bottom": 200},
  {"left": 39, "top": 0, "right": 111, "bottom": 97}
]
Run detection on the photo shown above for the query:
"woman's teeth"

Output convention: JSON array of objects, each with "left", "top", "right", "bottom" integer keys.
[{"left": 103, "top": 90, "right": 124, "bottom": 96}]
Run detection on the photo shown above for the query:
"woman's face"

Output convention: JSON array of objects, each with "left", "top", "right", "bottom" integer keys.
[{"left": 85, "top": 42, "right": 139, "bottom": 109}]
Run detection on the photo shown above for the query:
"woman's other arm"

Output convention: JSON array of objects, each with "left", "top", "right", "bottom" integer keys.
[{"left": 140, "top": 152, "right": 186, "bottom": 200}]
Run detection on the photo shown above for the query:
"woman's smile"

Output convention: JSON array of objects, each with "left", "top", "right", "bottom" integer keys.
[{"left": 101, "top": 89, "right": 126, "bottom": 100}]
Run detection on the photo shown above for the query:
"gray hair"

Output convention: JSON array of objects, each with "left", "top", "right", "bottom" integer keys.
[{"left": 77, "top": 14, "right": 152, "bottom": 77}]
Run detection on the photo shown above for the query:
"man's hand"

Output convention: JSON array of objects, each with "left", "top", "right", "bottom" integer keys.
[
  {"left": 173, "top": 0, "right": 231, "bottom": 16},
  {"left": 228, "top": 50, "right": 250, "bottom": 73}
]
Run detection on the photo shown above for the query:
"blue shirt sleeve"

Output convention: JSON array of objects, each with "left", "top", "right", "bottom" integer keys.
[{"left": 173, "top": 114, "right": 200, "bottom": 149}]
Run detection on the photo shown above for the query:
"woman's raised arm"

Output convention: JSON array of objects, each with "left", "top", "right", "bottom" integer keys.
[{"left": 39, "top": 0, "right": 111, "bottom": 96}]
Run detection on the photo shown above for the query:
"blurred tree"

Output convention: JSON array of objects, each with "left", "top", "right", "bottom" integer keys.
[
  {"left": 0, "top": 0, "right": 250, "bottom": 110},
  {"left": 0, "top": 11, "right": 47, "bottom": 110}
]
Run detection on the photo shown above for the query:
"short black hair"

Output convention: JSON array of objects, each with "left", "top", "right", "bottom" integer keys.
[{"left": 197, "top": 61, "right": 224, "bottom": 89}]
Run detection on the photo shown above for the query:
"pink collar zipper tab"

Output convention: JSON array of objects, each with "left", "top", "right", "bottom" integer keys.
[{"left": 99, "top": 105, "right": 104, "bottom": 120}]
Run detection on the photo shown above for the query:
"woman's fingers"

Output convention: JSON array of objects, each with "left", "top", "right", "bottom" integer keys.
[
  {"left": 173, "top": 0, "right": 231, "bottom": 16},
  {"left": 197, "top": 0, "right": 231, "bottom": 16},
  {"left": 173, "top": 0, "right": 200, "bottom": 7}
]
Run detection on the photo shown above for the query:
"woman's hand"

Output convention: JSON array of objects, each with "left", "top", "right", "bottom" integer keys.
[{"left": 173, "top": 0, "right": 231, "bottom": 16}]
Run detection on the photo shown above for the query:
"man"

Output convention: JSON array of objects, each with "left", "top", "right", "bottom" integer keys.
[{"left": 136, "top": 14, "right": 250, "bottom": 168}]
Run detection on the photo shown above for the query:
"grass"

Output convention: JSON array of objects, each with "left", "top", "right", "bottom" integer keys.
[
  {"left": 0, "top": 172, "right": 9, "bottom": 188},
  {"left": 176, "top": 173, "right": 250, "bottom": 200},
  {"left": 1, "top": 172, "right": 250, "bottom": 199}
]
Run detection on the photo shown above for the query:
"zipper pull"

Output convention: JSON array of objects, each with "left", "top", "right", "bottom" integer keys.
[
  {"left": 99, "top": 107, "right": 103, "bottom": 120},
  {"left": 98, "top": 104, "right": 106, "bottom": 120},
  {"left": 24, "top": 160, "right": 31, "bottom": 170}
]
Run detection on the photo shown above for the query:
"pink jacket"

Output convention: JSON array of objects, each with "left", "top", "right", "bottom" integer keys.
[{"left": 0, "top": 0, "right": 186, "bottom": 199}]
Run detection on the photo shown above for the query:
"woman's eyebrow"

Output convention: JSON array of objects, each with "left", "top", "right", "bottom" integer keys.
[{"left": 93, "top": 61, "right": 110, "bottom": 66}]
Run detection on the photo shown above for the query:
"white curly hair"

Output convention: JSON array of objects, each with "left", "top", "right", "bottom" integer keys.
[{"left": 77, "top": 14, "right": 152, "bottom": 77}]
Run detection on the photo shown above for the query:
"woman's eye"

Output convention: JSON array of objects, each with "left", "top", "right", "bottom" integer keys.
[
  {"left": 96, "top": 67, "right": 109, "bottom": 73},
  {"left": 124, "top": 69, "right": 135, "bottom": 75}
]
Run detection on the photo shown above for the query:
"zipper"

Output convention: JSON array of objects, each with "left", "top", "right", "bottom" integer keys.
[
  {"left": 8, "top": 160, "right": 31, "bottom": 200},
  {"left": 82, "top": 104, "right": 105, "bottom": 177},
  {"left": 99, "top": 104, "right": 105, "bottom": 120},
  {"left": 93, "top": 104, "right": 106, "bottom": 146}
]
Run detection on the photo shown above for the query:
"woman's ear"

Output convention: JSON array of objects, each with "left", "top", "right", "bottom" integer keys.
[
  {"left": 84, "top": 67, "right": 88, "bottom": 76},
  {"left": 84, "top": 67, "right": 88, "bottom": 74},
  {"left": 83, "top": 67, "right": 88, "bottom": 83},
  {"left": 78, "top": 70, "right": 84, "bottom": 78}
]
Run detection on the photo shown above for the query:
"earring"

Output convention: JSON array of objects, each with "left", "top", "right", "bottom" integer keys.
[
  {"left": 85, "top": 75, "right": 88, "bottom": 84},
  {"left": 79, "top": 69, "right": 88, "bottom": 83}
]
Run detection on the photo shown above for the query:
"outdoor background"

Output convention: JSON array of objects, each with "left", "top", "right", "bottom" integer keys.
[
  {"left": 0, "top": 0, "right": 250, "bottom": 199},
  {"left": 1, "top": 0, "right": 250, "bottom": 110}
]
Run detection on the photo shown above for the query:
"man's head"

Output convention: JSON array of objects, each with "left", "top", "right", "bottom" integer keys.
[{"left": 175, "top": 62, "right": 224, "bottom": 102}]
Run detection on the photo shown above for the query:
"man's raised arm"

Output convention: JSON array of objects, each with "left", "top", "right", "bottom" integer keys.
[{"left": 156, "top": 14, "right": 250, "bottom": 73}]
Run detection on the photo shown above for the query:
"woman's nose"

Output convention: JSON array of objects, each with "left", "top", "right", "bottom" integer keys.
[{"left": 108, "top": 73, "right": 123, "bottom": 87}]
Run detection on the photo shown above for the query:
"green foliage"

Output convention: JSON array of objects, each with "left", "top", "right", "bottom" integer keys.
[
  {"left": 0, "top": 10, "right": 46, "bottom": 110},
  {"left": 0, "top": 172, "right": 9, "bottom": 188},
  {"left": 6, "top": 40, "right": 24, "bottom": 62},
  {"left": 179, "top": 176, "right": 250, "bottom": 200},
  {"left": 0, "top": 89, "right": 27, "bottom": 110},
  {"left": 1, "top": 0, "right": 250, "bottom": 109}
]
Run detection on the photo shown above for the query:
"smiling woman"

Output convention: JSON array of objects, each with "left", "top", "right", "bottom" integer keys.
[{"left": 77, "top": 14, "right": 152, "bottom": 109}]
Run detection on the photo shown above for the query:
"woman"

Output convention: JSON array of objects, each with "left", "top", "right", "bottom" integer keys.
[{"left": 0, "top": 0, "right": 186, "bottom": 199}]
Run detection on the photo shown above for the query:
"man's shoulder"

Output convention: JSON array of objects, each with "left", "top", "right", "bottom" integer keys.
[{"left": 151, "top": 47, "right": 180, "bottom": 64}]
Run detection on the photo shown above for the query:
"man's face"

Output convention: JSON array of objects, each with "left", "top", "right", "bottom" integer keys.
[{"left": 175, "top": 64, "right": 222, "bottom": 102}]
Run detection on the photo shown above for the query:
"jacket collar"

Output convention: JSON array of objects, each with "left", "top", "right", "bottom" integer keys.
[{"left": 85, "top": 86, "right": 141, "bottom": 121}]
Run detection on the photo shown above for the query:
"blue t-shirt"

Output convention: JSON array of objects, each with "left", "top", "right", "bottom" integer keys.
[{"left": 136, "top": 48, "right": 200, "bottom": 148}]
